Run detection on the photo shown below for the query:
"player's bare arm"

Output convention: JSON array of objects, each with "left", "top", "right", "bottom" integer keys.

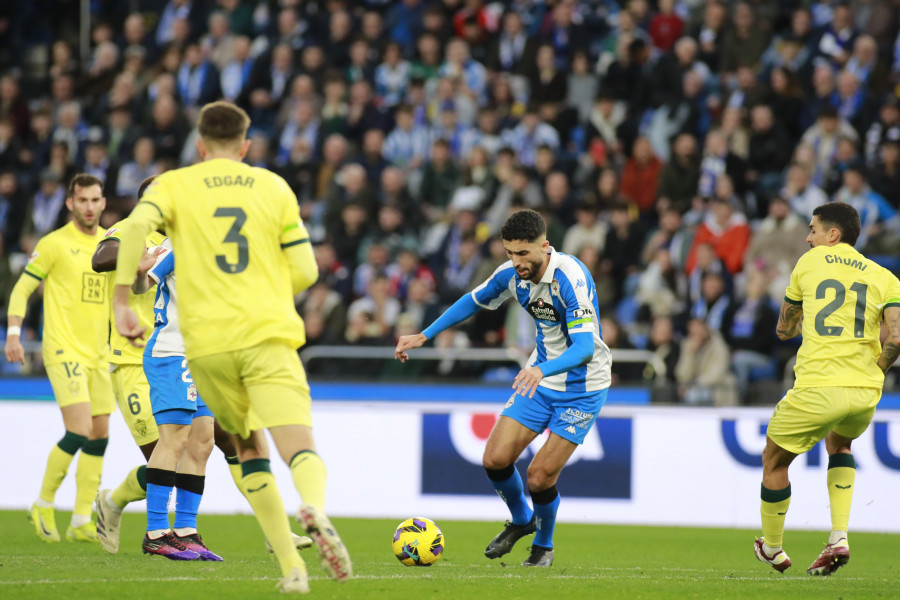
[
  {"left": 877, "top": 306, "right": 900, "bottom": 373},
  {"left": 114, "top": 285, "right": 145, "bottom": 347},
  {"left": 91, "top": 239, "right": 119, "bottom": 273},
  {"left": 132, "top": 247, "right": 166, "bottom": 295},
  {"left": 4, "top": 315, "right": 24, "bottom": 365},
  {"left": 776, "top": 301, "right": 803, "bottom": 340},
  {"left": 395, "top": 333, "right": 427, "bottom": 362}
]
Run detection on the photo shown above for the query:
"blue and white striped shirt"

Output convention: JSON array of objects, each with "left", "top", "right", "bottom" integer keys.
[
  {"left": 471, "top": 249, "right": 611, "bottom": 392},
  {"left": 144, "top": 238, "right": 186, "bottom": 359}
]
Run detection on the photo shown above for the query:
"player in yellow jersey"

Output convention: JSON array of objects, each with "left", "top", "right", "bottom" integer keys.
[
  {"left": 754, "top": 202, "right": 900, "bottom": 576},
  {"left": 112, "top": 101, "right": 351, "bottom": 593},
  {"left": 92, "top": 178, "right": 312, "bottom": 558},
  {"left": 5, "top": 174, "right": 114, "bottom": 543}
]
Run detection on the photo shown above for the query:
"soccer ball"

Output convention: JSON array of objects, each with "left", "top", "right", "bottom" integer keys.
[{"left": 392, "top": 517, "right": 444, "bottom": 566}]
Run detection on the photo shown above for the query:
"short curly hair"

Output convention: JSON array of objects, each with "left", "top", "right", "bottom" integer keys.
[
  {"left": 500, "top": 209, "right": 547, "bottom": 243},
  {"left": 813, "top": 201, "right": 860, "bottom": 247}
]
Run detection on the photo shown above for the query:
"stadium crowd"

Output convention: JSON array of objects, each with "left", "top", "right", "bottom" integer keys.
[{"left": 1, "top": 0, "right": 900, "bottom": 404}]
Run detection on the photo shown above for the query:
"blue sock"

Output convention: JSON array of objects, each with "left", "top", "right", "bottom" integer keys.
[
  {"left": 174, "top": 473, "right": 205, "bottom": 530},
  {"left": 531, "top": 486, "right": 560, "bottom": 549},
  {"left": 145, "top": 467, "right": 176, "bottom": 532},
  {"left": 485, "top": 465, "right": 533, "bottom": 525}
]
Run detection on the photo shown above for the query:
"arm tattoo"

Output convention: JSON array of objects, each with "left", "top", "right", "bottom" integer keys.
[
  {"left": 877, "top": 308, "right": 900, "bottom": 373},
  {"left": 776, "top": 302, "right": 803, "bottom": 340}
]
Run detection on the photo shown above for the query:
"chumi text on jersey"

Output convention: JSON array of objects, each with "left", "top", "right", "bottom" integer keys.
[
  {"left": 824, "top": 255, "right": 867, "bottom": 271},
  {"left": 203, "top": 175, "right": 255, "bottom": 189}
]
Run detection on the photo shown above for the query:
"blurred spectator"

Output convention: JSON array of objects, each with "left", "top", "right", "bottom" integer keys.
[
  {"left": 419, "top": 138, "right": 461, "bottom": 214},
  {"left": 816, "top": 2, "right": 857, "bottom": 68},
  {"left": 620, "top": 136, "right": 661, "bottom": 215},
  {"left": 800, "top": 105, "right": 858, "bottom": 185},
  {"left": 439, "top": 38, "right": 487, "bottom": 105},
  {"left": 359, "top": 205, "right": 419, "bottom": 264},
  {"left": 324, "top": 164, "right": 376, "bottom": 236},
  {"left": 562, "top": 201, "right": 606, "bottom": 257},
  {"left": 686, "top": 185, "right": 751, "bottom": 276},
  {"left": 834, "top": 164, "right": 899, "bottom": 252},
  {"left": 636, "top": 247, "right": 686, "bottom": 321},
  {"left": 747, "top": 104, "right": 791, "bottom": 205},
  {"left": 646, "top": 315, "right": 680, "bottom": 384},
  {"left": 485, "top": 164, "right": 541, "bottom": 234},
  {"left": 529, "top": 44, "right": 567, "bottom": 105},
  {"left": 385, "top": 0, "right": 426, "bottom": 48},
  {"left": 658, "top": 133, "right": 700, "bottom": 215},
  {"left": 177, "top": 43, "right": 222, "bottom": 109},
  {"left": 0, "top": 172, "right": 26, "bottom": 248},
  {"left": 649, "top": 0, "right": 684, "bottom": 51},
  {"left": 29, "top": 169, "right": 67, "bottom": 238},
  {"left": 116, "top": 137, "right": 162, "bottom": 201},
  {"left": 296, "top": 280, "right": 347, "bottom": 347},
  {"left": 745, "top": 196, "right": 811, "bottom": 300},
  {"left": 720, "top": 2, "right": 769, "bottom": 78},
  {"left": 146, "top": 94, "right": 188, "bottom": 162},
  {"left": 346, "top": 81, "right": 390, "bottom": 144},
  {"left": 276, "top": 100, "right": 320, "bottom": 168},
  {"left": 375, "top": 42, "right": 411, "bottom": 108},
  {"left": 0, "top": 75, "right": 29, "bottom": 138},
  {"left": 485, "top": 10, "right": 538, "bottom": 76},
  {"left": 601, "top": 202, "right": 645, "bottom": 303},
  {"left": 219, "top": 35, "right": 253, "bottom": 102},
  {"left": 782, "top": 162, "right": 828, "bottom": 220},
  {"left": 698, "top": 128, "right": 746, "bottom": 202},
  {"left": 331, "top": 202, "right": 370, "bottom": 269},
  {"left": 722, "top": 269, "right": 778, "bottom": 400},
  {"left": 864, "top": 96, "right": 900, "bottom": 168},
  {"left": 383, "top": 104, "right": 431, "bottom": 171},
  {"left": 675, "top": 317, "right": 737, "bottom": 406},
  {"left": 82, "top": 136, "right": 117, "bottom": 193},
  {"left": 869, "top": 141, "right": 900, "bottom": 204}
]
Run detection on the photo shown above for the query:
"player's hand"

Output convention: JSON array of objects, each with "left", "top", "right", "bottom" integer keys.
[
  {"left": 114, "top": 303, "right": 146, "bottom": 348},
  {"left": 395, "top": 333, "right": 427, "bottom": 363},
  {"left": 4, "top": 335, "right": 25, "bottom": 365},
  {"left": 137, "top": 246, "right": 166, "bottom": 275},
  {"left": 512, "top": 366, "right": 544, "bottom": 399}
]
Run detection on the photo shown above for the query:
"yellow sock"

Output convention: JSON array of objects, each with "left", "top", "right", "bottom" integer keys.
[
  {"left": 242, "top": 459, "right": 305, "bottom": 577},
  {"left": 74, "top": 438, "right": 108, "bottom": 516},
  {"left": 111, "top": 465, "right": 147, "bottom": 509},
  {"left": 760, "top": 484, "right": 791, "bottom": 548},
  {"left": 827, "top": 453, "right": 856, "bottom": 532},
  {"left": 289, "top": 450, "right": 327, "bottom": 509},
  {"left": 39, "top": 432, "right": 86, "bottom": 504},
  {"left": 226, "top": 456, "right": 246, "bottom": 497}
]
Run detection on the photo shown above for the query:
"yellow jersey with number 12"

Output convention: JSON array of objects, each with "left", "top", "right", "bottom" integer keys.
[
  {"left": 102, "top": 220, "right": 167, "bottom": 366},
  {"left": 785, "top": 243, "right": 900, "bottom": 389},
  {"left": 137, "top": 158, "right": 309, "bottom": 359},
  {"left": 23, "top": 221, "right": 109, "bottom": 368}
]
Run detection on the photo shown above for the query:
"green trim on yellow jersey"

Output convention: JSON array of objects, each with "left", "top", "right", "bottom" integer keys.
[
  {"left": 141, "top": 200, "right": 165, "bottom": 219},
  {"left": 282, "top": 222, "right": 301, "bottom": 233},
  {"left": 23, "top": 268, "right": 44, "bottom": 281},
  {"left": 280, "top": 237, "right": 309, "bottom": 249},
  {"left": 885, "top": 302, "right": 900, "bottom": 310},
  {"left": 784, "top": 295, "right": 802, "bottom": 305}
]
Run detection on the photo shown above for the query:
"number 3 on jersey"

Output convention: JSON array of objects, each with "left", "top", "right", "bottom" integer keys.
[
  {"left": 215, "top": 207, "right": 248, "bottom": 274},
  {"left": 815, "top": 279, "right": 867, "bottom": 338}
]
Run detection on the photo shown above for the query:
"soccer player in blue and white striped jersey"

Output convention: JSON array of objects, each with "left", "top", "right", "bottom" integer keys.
[{"left": 395, "top": 209, "right": 612, "bottom": 567}]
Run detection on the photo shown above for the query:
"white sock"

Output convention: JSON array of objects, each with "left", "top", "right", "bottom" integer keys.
[
  {"left": 763, "top": 541, "right": 782, "bottom": 553},
  {"left": 71, "top": 513, "right": 91, "bottom": 528},
  {"left": 147, "top": 528, "right": 170, "bottom": 539},
  {"left": 35, "top": 498, "right": 52, "bottom": 508},
  {"left": 829, "top": 530, "right": 848, "bottom": 545},
  {"left": 174, "top": 527, "right": 197, "bottom": 536}
]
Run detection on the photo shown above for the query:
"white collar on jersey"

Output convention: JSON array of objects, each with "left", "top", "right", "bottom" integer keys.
[{"left": 539, "top": 246, "right": 562, "bottom": 284}]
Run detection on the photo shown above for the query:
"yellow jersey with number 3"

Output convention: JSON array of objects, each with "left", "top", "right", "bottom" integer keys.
[
  {"left": 136, "top": 158, "right": 309, "bottom": 358},
  {"left": 102, "top": 221, "right": 167, "bottom": 366},
  {"left": 785, "top": 243, "right": 900, "bottom": 389},
  {"left": 23, "top": 221, "right": 109, "bottom": 368}
]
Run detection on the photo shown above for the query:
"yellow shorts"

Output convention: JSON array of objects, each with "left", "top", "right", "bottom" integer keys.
[
  {"left": 767, "top": 387, "right": 881, "bottom": 454},
  {"left": 188, "top": 342, "right": 312, "bottom": 438},
  {"left": 46, "top": 361, "right": 115, "bottom": 416},
  {"left": 111, "top": 364, "right": 159, "bottom": 446}
]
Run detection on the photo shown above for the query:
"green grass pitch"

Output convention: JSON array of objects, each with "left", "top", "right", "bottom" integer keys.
[{"left": 1, "top": 510, "right": 898, "bottom": 599}]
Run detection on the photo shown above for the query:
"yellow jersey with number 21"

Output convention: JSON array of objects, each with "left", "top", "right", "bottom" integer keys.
[
  {"left": 133, "top": 158, "right": 309, "bottom": 359},
  {"left": 785, "top": 243, "right": 900, "bottom": 389}
]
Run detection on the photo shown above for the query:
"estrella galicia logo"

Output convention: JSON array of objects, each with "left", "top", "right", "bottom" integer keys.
[
  {"left": 527, "top": 298, "right": 561, "bottom": 322},
  {"left": 421, "top": 412, "right": 632, "bottom": 498}
]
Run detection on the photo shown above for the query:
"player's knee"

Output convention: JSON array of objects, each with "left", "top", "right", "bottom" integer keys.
[
  {"left": 526, "top": 464, "right": 557, "bottom": 492},
  {"left": 482, "top": 451, "right": 513, "bottom": 471}
]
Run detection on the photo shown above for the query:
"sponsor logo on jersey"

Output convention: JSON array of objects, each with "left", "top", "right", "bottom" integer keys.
[
  {"left": 573, "top": 308, "right": 593, "bottom": 318},
  {"left": 421, "top": 411, "right": 632, "bottom": 498},
  {"left": 29, "top": 251, "right": 39, "bottom": 262},
  {"left": 565, "top": 426, "right": 577, "bottom": 435},
  {"left": 527, "top": 298, "right": 561, "bottom": 322},
  {"left": 104, "top": 228, "right": 120, "bottom": 238}
]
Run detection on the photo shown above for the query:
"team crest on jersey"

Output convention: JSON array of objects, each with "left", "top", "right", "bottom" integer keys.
[
  {"left": 68, "top": 379, "right": 80, "bottom": 396},
  {"left": 104, "top": 228, "right": 120, "bottom": 238},
  {"left": 551, "top": 279, "right": 560, "bottom": 296},
  {"left": 527, "top": 298, "right": 560, "bottom": 322},
  {"left": 28, "top": 251, "right": 38, "bottom": 262},
  {"left": 505, "top": 394, "right": 515, "bottom": 408},
  {"left": 135, "top": 419, "right": 148, "bottom": 438},
  {"left": 187, "top": 384, "right": 197, "bottom": 403}
]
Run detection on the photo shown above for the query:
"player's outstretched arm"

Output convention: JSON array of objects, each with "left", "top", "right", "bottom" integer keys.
[
  {"left": 5, "top": 273, "right": 43, "bottom": 364},
  {"left": 132, "top": 246, "right": 167, "bottom": 295},
  {"left": 394, "top": 294, "right": 483, "bottom": 363},
  {"left": 775, "top": 300, "right": 803, "bottom": 340},
  {"left": 394, "top": 333, "right": 427, "bottom": 362},
  {"left": 877, "top": 306, "right": 900, "bottom": 373},
  {"left": 92, "top": 239, "right": 119, "bottom": 273}
]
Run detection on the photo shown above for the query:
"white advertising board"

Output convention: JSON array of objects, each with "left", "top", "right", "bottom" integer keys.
[{"left": 1, "top": 401, "right": 899, "bottom": 532}]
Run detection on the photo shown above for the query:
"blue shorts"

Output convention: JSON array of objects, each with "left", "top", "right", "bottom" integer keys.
[
  {"left": 144, "top": 356, "right": 213, "bottom": 425},
  {"left": 501, "top": 387, "right": 608, "bottom": 444}
]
